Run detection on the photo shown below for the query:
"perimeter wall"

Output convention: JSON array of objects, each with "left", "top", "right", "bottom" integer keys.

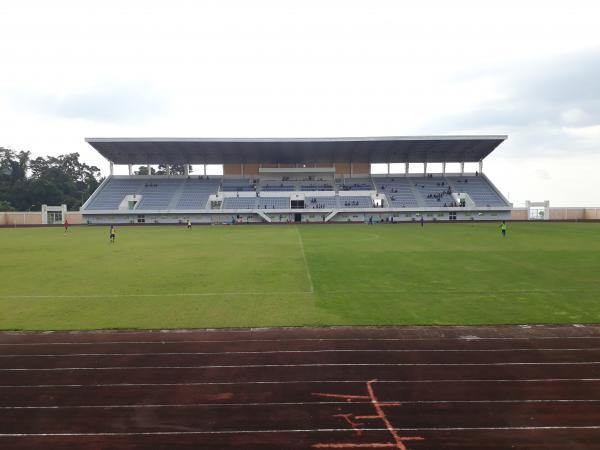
[
  {"left": 0, "top": 212, "right": 84, "bottom": 226},
  {"left": 511, "top": 208, "right": 600, "bottom": 221},
  {"left": 3, "top": 209, "right": 600, "bottom": 226}
]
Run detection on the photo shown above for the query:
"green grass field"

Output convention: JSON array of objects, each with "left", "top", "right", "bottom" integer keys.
[{"left": 1, "top": 222, "right": 600, "bottom": 330}]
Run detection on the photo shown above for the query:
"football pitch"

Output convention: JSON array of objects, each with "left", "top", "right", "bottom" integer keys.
[{"left": 1, "top": 222, "right": 599, "bottom": 330}]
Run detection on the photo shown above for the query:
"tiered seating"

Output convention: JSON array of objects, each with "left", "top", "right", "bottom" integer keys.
[
  {"left": 446, "top": 176, "right": 508, "bottom": 207},
  {"left": 340, "top": 196, "right": 372, "bottom": 208},
  {"left": 261, "top": 184, "right": 295, "bottom": 191},
  {"left": 305, "top": 196, "right": 338, "bottom": 208},
  {"left": 410, "top": 177, "right": 454, "bottom": 207},
  {"left": 136, "top": 179, "right": 182, "bottom": 210},
  {"left": 257, "top": 197, "right": 289, "bottom": 209},
  {"left": 341, "top": 177, "right": 373, "bottom": 190},
  {"left": 221, "top": 178, "right": 254, "bottom": 191},
  {"left": 85, "top": 178, "right": 144, "bottom": 210},
  {"left": 175, "top": 178, "right": 220, "bottom": 209},
  {"left": 301, "top": 184, "right": 334, "bottom": 191},
  {"left": 222, "top": 197, "right": 257, "bottom": 209},
  {"left": 374, "top": 177, "right": 419, "bottom": 208},
  {"left": 259, "top": 178, "right": 335, "bottom": 192}
]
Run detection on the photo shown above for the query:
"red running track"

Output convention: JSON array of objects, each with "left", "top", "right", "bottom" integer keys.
[{"left": 1, "top": 325, "right": 600, "bottom": 449}]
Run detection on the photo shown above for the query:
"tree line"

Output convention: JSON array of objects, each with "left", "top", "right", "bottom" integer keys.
[{"left": 0, "top": 147, "right": 102, "bottom": 212}]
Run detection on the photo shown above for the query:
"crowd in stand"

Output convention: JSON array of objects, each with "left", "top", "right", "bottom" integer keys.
[
  {"left": 340, "top": 183, "right": 371, "bottom": 191},
  {"left": 307, "top": 198, "right": 328, "bottom": 209}
]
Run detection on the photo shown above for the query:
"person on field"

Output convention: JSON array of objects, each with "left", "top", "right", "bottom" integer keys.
[
  {"left": 64, "top": 218, "right": 69, "bottom": 233},
  {"left": 109, "top": 225, "right": 116, "bottom": 243},
  {"left": 500, "top": 220, "right": 507, "bottom": 237},
  {"left": 187, "top": 219, "right": 192, "bottom": 229},
  {"left": 420, "top": 215, "right": 424, "bottom": 227}
]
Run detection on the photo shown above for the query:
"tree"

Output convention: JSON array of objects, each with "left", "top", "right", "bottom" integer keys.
[
  {"left": 135, "top": 166, "right": 157, "bottom": 175},
  {"left": 0, "top": 148, "right": 31, "bottom": 210},
  {"left": 156, "top": 164, "right": 191, "bottom": 175},
  {"left": 0, "top": 200, "right": 15, "bottom": 212},
  {"left": 0, "top": 147, "right": 102, "bottom": 210}
]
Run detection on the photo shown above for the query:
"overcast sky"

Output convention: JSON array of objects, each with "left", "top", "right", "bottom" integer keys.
[{"left": 1, "top": 0, "right": 599, "bottom": 206}]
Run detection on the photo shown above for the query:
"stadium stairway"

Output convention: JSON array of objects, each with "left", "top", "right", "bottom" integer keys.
[{"left": 166, "top": 180, "right": 187, "bottom": 210}]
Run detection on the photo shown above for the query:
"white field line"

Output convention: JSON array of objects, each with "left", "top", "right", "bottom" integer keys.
[
  {"left": 1, "top": 348, "right": 598, "bottom": 357},
  {"left": 295, "top": 226, "right": 314, "bottom": 293},
  {"left": 0, "top": 291, "right": 312, "bottom": 299},
  {"left": 3, "top": 426, "right": 600, "bottom": 437},
  {"left": 0, "top": 287, "right": 593, "bottom": 299},
  {"left": 2, "top": 378, "right": 600, "bottom": 388},
  {"left": 2, "top": 336, "right": 600, "bottom": 346},
  {"left": 2, "top": 361, "right": 600, "bottom": 371},
  {"left": 2, "top": 399, "right": 600, "bottom": 409}
]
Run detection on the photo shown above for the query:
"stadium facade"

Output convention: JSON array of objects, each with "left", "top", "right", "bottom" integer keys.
[{"left": 81, "top": 136, "right": 511, "bottom": 224}]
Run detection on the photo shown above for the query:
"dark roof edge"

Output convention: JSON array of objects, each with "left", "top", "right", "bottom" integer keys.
[{"left": 85, "top": 135, "right": 508, "bottom": 144}]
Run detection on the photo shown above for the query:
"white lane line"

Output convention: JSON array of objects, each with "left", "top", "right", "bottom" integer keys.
[
  {"left": 2, "top": 378, "right": 600, "bottom": 388},
  {"left": 295, "top": 226, "right": 314, "bottom": 293},
  {"left": 2, "top": 348, "right": 599, "bottom": 357},
  {"left": 2, "top": 399, "right": 600, "bottom": 409},
  {"left": 2, "top": 361, "right": 600, "bottom": 371},
  {"left": 2, "top": 336, "right": 600, "bottom": 346},
  {"left": 3, "top": 426, "right": 600, "bottom": 437}
]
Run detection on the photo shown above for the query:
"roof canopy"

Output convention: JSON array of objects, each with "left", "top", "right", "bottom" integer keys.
[{"left": 85, "top": 136, "right": 507, "bottom": 165}]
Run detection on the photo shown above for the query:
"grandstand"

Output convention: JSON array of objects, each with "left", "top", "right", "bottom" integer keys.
[{"left": 81, "top": 136, "right": 511, "bottom": 223}]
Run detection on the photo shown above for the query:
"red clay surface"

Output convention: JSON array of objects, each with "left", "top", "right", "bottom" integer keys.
[{"left": 1, "top": 325, "right": 600, "bottom": 449}]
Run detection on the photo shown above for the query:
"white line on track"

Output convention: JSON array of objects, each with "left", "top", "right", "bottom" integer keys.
[
  {"left": 3, "top": 426, "right": 600, "bottom": 437},
  {"left": 2, "top": 399, "right": 600, "bottom": 409},
  {"left": 2, "top": 361, "right": 600, "bottom": 371},
  {"left": 1, "top": 348, "right": 598, "bottom": 357},
  {"left": 2, "top": 378, "right": 600, "bottom": 388},
  {"left": 2, "top": 336, "right": 600, "bottom": 346}
]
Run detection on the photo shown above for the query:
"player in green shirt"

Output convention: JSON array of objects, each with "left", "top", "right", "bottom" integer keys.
[{"left": 500, "top": 220, "right": 507, "bottom": 237}]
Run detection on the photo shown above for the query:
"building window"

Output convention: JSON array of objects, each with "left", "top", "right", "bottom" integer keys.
[
  {"left": 449, "top": 212, "right": 457, "bottom": 221},
  {"left": 137, "top": 215, "right": 145, "bottom": 223}
]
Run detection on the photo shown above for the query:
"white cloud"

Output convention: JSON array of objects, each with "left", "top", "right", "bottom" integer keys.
[{"left": 561, "top": 108, "right": 586, "bottom": 124}]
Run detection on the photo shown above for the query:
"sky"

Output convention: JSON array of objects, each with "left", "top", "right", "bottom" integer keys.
[{"left": 1, "top": 0, "right": 599, "bottom": 206}]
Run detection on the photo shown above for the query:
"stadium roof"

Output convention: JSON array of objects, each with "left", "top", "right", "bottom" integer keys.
[{"left": 85, "top": 136, "right": 507, "bottom": 165}]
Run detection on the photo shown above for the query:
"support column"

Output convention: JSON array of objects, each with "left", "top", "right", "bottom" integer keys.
[
  {"left": 405, "top": 162, "right": 409, "bottom": 175},
  {"left": 387, "top": 163, "right": 390, "bottom": 175},
  {"left": 460, "top": 162, "right": 465, "bottom": 175},
  {"left": 478, "top": 160, "right": 483, "bottom": 174},
  {"left": 128, "top": 164, "right": 132, "bottom": 176},
  {"left": 241, "top": 163, "right": 244, "bottom": 176},
  {"left": 147, "top": 164, "right": 151, "bottom": 175},
  {"left": 166, "top": 164, "right": 171, "bottom": 176},
  {"left": 109, "top": 161, "right": 114, "bottom": 176},
  {"left": 442, "top": 162, "right": 446, "bottom": 174},
  {"left": 423, "top": 162, "right": 427, "bottom": 175},
  {"left": 184, "top": 164, "right": 189, "bottom": 176}
]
